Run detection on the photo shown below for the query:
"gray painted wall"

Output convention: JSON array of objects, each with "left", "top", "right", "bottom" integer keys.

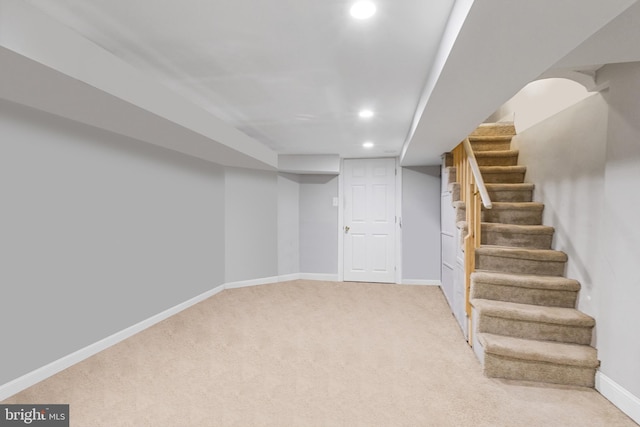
[
  {"left": 512, "top": 68, "right": 640, "bottom": 399},
  {"left": 596, "top": 62, "right": 640, "bottom": 399},
  {"left": 224, "top": 167, "right": 278, "bottom": 283},
  {"left": 401, "top": 166, "right": 442, "bottom": 281},
  {"left": 0, "top": 99, "right": 225, "bottom": 386},
  {"left": 512, "top": 94, "right": 608, "bottom": 318},
  {"left": 299, "top": 175, "right": 339, "bottom": 274},
  {"left": 278, "top": 173, "right": 300, "bottom": 276}
]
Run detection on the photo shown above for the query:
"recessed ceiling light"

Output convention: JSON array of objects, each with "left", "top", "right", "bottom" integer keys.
[
  {"left": 350, "top": 1, "right": 376, "bottom": 19},
  {"left": 363, "top": 141, "right": 374, "bottom": 148},
  {"left": 359, "top": 109, "right": 374, "bottom": 118}
]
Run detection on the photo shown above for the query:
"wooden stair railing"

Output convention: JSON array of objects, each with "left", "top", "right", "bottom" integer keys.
[{"left": 452, "top": 138, "right": 492, "bottom": 344}]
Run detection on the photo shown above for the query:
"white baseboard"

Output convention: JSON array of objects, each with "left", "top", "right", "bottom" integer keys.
[
  {"left": 596, "top": 371, "right": 640, "bottom": 425},
  {"left": 225, "top": 276, "right": 280, "bottom": 289},
  {"left": 0, "top": 283, "right": 226, "bottom": 402},
  {"left": 400, "top": 279, "right": 441, "bottom": 286},
  {"left": 277, "top": 273, "right": 301, "bottom": 282},
  {"left": 299, "top": 273, "right": 340, "bottom": 282}
]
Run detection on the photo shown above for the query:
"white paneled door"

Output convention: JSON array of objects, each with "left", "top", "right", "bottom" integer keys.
[{"left": 343, "top": 158, "right": 396, "bottom": 283}]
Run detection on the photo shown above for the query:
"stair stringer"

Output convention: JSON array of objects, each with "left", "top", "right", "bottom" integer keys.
[{"left": 440, "top": 156, "right": 470, "bottom": 339}]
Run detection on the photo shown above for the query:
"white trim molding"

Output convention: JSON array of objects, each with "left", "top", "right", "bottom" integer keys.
[
  {"left": 277, "top": 273, "right": 342, "bottom": 283},
  {"left": 596, "top": 371, "right": 640, "bottom": 425},
  {"left": 401, "top": 280, "right": 442, "bottom": 286},
  {"left": 395, "top": 158, "right": 403, "bottom": 285},
  {"left": 225, "top": 276, "right": 280, "bottom": 289},
  {"left": 299, "top": 273, "right": 340, "bottom": 282},
  {"left": 277, "top": 273, "right": 302, "bottom": 282},
  {"left": 337, "top": 157, "right": 345, "bottom": 282},
  {"left": 0, "top": 283, "right": 226, "bottom": 401}
]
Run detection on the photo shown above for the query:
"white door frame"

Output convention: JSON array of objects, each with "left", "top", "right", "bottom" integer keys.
[{"left": 338, "top": 157, "right": 402, "bottom": 283}]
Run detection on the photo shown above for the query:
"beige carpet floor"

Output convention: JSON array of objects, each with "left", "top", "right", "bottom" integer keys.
[{"left": 2, "top": 280, "right": 637, "bottom": 426}]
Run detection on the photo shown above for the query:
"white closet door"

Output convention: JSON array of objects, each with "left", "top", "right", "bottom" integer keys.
[{"left": 343, "top": 158, "right": 396, "bottom": 283}]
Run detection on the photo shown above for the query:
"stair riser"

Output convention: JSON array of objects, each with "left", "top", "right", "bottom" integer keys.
[
  {"left": 483, "top": 209, "right": 543, "bottom": 225},
  {"left": 443, "top": 153, "right": 454, "bottom": 167},
  {"left": 476, "top": 254, "right": 566, "bottom": 276},
  {"left": 449, "top": 182, "right": 460, "bottom": 202},
  {"left": 484, "top": 354, "right": 596, "bottom": 387},
  {"left": 487, "top": 189, "right": 533, "bottom": 203},
  {"left": 456, "top": 207, "right": 543, "bottom": 225},
  {"left": 452, "top": 183, "right": 533, "bottom": 203},
  {"left": 471, "top": 141, "right": 512, "bottom": 151},
  {"left": 459, "top": 227, "right": 552, "bottom": 249},
  {"left": 446, "top": 167, "right": 456, "bottom": 185},
  {"left": 481, "top": 172, "right": 525, "bottom": 183},
  {"left": 482, "top": 229, "right": 552, "bottom": 249},
  {"left": 470, "top": 124, "right": 516, "bottom": 136},
  {"left": 475, "top": 156, "right": 519, "bottom": 167},
  {"left": 470, "top": 283, "right": 577, "bottom": 308},
  {"left": 478, "top": 316, "right": 592, "bottom": 345}
]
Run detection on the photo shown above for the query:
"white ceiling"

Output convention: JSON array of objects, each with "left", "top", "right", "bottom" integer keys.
[
  {"left": 8, "top": 0, "right": 640, "bottom": 169},
  {"left": 553, "top": 1, "right": 640, "bottom": 69},
  {"left": 25, "top": 0, "right": 456, "bottom": 159},
  {"left": 401, "top": 0, "right": 639, "bottom": 165}
]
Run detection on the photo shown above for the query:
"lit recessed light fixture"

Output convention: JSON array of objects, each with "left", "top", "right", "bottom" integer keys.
[
  {"left": 363, "top": 141, "right": 374, "bottom": 148},
  {"left": 358, "top": 109, "right": 374, "bottom": 118},
  {"left": 350, "top": 1, "right": 376, "bottom": 19}
]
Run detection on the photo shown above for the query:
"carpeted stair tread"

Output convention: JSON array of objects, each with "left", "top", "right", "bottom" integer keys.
[
  {"left": 458, "top": 222, "right": 554, "bottom": 235},
  {"left": 485, "top": 183, "right": 534, "bottom": 202},
  {"left": 485, "top": 183, "right": 535, "bottom": 191},
  {"left": 474, "top": 150, "right": 519, "bottom": 158},
  {"left": 469, "top": 123, "right": 516, "bottom": 136},
  {"left": 479, "top": 166, "right": 527, "bottom": 183},
  {"left": 468, "top": 135, "right": 514, "bottom": 142},
  {"left": 454, "top": 202, "right": 544, "bottom": 225},
  {"left": 487, "top": 202, "right": 544, "bottom": 211},
  {"left": 453, "top": 201, "right": 544, "bottom": 213},
  {"left": 450, "top": 186, "right": 537, "bottom": 205},
  {"left": 471, "top": 299, "right": 594, "bottom": 327},
  {"left": 481, "top": 222, "right": 552, "bottom": 246},
  {"left": 479, "top": 333, "right": 599, "bottom": 368},
  {"left": 472, "top": 271, "right": 580, "bottom": 292},
  {"left": 470, "top": 271, "right": 579, "bottom": 307},
  {"left": 475, "top": 246, "right": 568, "bottom": 276},
  {"left": 457, "top": 222, "right": 554, "bottom": 249},
  {"left": 480, "top": 165, "right": 527, "bottom": 174},
  {"left": 476, "top": 245, "right": 567, "bottom": 262},
  {"left": 469, "top": 141, "right": 512, "bottom": 152},
  {"left": 474, "top": 150, "right": 519, "bottom": 166},
  {"left": 481, "top": 222, "right": 553, "bottom": 235}
]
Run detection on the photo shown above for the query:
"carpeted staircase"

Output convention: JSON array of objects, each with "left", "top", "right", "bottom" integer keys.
[{"left": 448, "top": 123, "right": 599, "bottom": 387}]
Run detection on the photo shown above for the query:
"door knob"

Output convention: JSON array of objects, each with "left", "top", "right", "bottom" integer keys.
[{"left": 345, "top": 226, "right": 350, "bottom": 233}]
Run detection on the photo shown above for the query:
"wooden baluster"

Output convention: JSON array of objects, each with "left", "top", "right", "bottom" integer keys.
[{"left": 450, "top": 139, "right": 489, "bottom": 347}]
